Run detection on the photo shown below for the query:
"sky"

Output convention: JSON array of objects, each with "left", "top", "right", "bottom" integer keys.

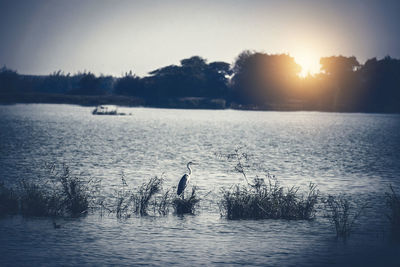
[{"left": 0, "top": 0, "right": 399, "bottom": 77}]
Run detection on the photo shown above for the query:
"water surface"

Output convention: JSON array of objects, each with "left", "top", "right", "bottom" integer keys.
[{"left": 0, "top": 104, "right": 399, "bottom": 266}]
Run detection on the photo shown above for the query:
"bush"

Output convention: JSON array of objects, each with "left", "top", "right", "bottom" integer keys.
[
  {"left": 220, "top": 178, "right": 319, "bottom": 220},
  {"left": 323, "top": 194, "right": 365, "bottom": 239},
  {"left": 386, "top": 185, "right": 400, "bottom": 239},
  {"left": 172, "top": 187, "right": 201, "bottom": 215},
  {"left": 0, "top": 182, "right": 19, "bottom": 216}
]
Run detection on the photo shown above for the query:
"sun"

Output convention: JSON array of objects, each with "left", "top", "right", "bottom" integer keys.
[
  {"left": 292, "top": 52, "right": 322, "bottom": 77},
  {"left": 290, "top": 47, "right": 321, "bottom": 78}
]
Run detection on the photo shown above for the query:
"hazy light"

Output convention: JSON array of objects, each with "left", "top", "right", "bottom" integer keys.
[
  {"left": 294, "top": 53, "right": 322, "bottom": 77},
  {"left": 1, "top": 0, "right": 399, "bottom": 76}
]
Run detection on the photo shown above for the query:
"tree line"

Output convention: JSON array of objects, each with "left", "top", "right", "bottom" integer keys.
[{"left": 1, "top": 51, "right": 399, "bottom": 113}]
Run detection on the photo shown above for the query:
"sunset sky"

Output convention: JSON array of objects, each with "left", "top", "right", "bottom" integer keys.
[{"left": 1, "top": 0, "right": 399, "bottom": 77}]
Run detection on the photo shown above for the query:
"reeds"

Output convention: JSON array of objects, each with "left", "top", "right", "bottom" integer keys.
[
  {"left": 103, "top": 175, "right": 170, "bottom": 218},
  {"left": 322, "top": 194, "right": 365, "bottom": 239},
  {"left": 57, "top": 166, "right": 89, "bottom": 217},
  {"left": 0, "top": 164, "right": 90, "bottom": 218},
  {"left": 220, "top": 178, "right": 319, "bottom": 220},
  {"left": 172, "top": 186, "right": 201, "bottom": 215},
  {"left": 0, "top": 182, "right": 19, "bottom": 216},
  {"left": 104, "top": 175, "right": 201, "bottom": 217},
  {"left": 386, "top": 185, "right": 400, "bottom": 239},
  {"left": 19, "top": 179, "right": 58, "bottom": 217},
  {"left": 133, "top": 176, "right": 163, "bottom": 216}
]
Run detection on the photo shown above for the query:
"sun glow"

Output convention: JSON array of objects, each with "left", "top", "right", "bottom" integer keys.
[{"left": 294, "top": 53, "right": 321, "bottom": 77}]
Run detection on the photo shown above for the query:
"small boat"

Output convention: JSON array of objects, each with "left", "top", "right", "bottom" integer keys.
[{"left": 92, "top": 105, "right": 126, "bottom": 115}]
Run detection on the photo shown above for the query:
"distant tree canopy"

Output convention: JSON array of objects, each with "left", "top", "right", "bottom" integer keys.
[
  {"left": 317, "top": 56, "right": 361, "bottom": 110},
  {"left": 0, "top": 66, "right": 19, "bottom": 94},
  {"left": 320, "top": 56, "right": 360, "bottom": 76},
  {"left": 114, "top": 71, "right": 144, "bottom": 96},
  {"left": 143, "top": 56, "right": 231, "bottom": 102},
  {"left": 358, "top": 56, "right": 400, "bottom": 112},
  {"left": 232, "top": 51, "right": 301, "bottom": 104},
  {"left": 0, "top": 51, "right": 399, "bottom": 113}
]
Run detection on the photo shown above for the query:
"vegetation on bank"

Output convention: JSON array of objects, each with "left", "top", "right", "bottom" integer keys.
[{"left": 1, "top": 50, "right": 400, "bottom": 113}]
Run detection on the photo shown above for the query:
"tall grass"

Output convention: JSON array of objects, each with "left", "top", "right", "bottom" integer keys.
[
  {"left": 133, "top": 176, "right": 163, "bottom": 216},
  {"left": 57, "top": 165, "right": 89, "bottom": 217},
  {"left": 0, "top": 182, "right": 19, "bottom": 216},
  {"left": 172, "top": 186, "right": 201, "bottom": 215},
  {"left": 386, "top": 185, "right": 400, "bottom": 239},
  {"left": 322, "top": 194, "right": 366, "bottom": 239},
  {"left": 218, "top": 148, "right": 318, "bottom": 220},
  {"left": 220, "top": 178, "right": 319, "bottom": 220},
  {"left": 19, "top": 180, "right": 57, "bottom": 217},
  {"left": 1, "top": 164, "right": 91, "bottom": 218},
  {"left": 103, "top": 175, "right": 168, "bottom": 218},
  {"left": 155, "top": 189, "right": 171, "bottom": 216}
]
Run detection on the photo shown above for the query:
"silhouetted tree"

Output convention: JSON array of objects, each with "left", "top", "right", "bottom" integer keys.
[
  {"left": 68, "top": 72, "right": 105, "bottom": 95},
  {"left": 0, "top": 66, "right": 20, "bottom": 94},
  {"left": 358, "top": 56, "right": 400, "bottom": 112},
  {"left": 146, "top": 56, "right": 231, "bottom": 102},
  {"left": 114, "top": 71, "right": 144, "bottom": 96},
  {"left": 40, "top": 70, "right": 72, "bottom": 94},
  {"left": 1, "top": 52, "right": 399, "bottom": 113},
  {"left": 319, "top": 56, "right": 360, "bottom": 110},
  {"left": 232, "top": 51, "right": 301, "bottom": 105}
]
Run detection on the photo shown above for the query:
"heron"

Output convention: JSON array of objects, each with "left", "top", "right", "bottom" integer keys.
[{"left": 177, "top": 161, "right": 196, "bottom": 197}]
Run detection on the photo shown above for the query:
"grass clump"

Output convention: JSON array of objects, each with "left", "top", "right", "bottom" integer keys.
[
  {"left": 57, "top": 165, "right": 89, "bottom": 217},
  {"left": 103, "top": 175, "right": 170, "bottom": 218},
  {"left": 322, "top": 194, "right": 365, "bottom": 240},
  {"left": 8, "top": 163, "right": 91, "bottom": 218},
  {"left": 0, "top": 182, "right": 19, "bottom": 216},
  {"left": 133, "top": 176, "right": 164, "bottom": 216},
  {"left": 220, "top": 178, "right": 319, "bottom": 220},
  {"left": 19, "top": 180, "right": 58, "bottom": 217},
  {"left": 172, "top": 186, "right": 201, "bottom": 215},
  {"left": 386, "top": 185, "right": 400, "bottom": 239},
  {"left": 218, "top": 148, "right": 318, "bottom": 220}
]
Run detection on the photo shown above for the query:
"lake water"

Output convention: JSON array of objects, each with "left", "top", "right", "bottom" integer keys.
[{"left": 0, "top": 104, "right": 399, "bottom": 266}]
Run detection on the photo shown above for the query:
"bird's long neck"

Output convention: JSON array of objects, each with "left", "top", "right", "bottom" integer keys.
[{"left": 187, "top": 164, "right": 192, "bottom": 175}]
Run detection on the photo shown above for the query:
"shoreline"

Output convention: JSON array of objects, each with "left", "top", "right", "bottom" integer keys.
[{"left": 1, "top": 93, "right": 399, "bottom": 114}]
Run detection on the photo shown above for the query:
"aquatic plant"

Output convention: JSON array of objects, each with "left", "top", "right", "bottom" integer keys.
[
  {"left": 14, "top": 164, "right": 91, "bottom": 218},
  {"left": 220, "top": 178, "right": 319, "bottom": 220},
  {"left": 218, "top": 148, "right": 318, "bottom": 220},
  {"left": 322, "top": 194, "right": 365, "bottom": 239},
  {"left": 172, "top": 186, "right": 201, "bottom": 215},
  {"left": 155, "top": 189, "right": 172, "bottom": 216},
  {"left": 114, "top": 175, "right": 132, "bottom": 219},
  {"left": 0, "top": 182, "right": 19, "bottom": 216},
  {"left": 57, "top": 165, "right": 89, "bottom": 217},
  {"left": 386, "top": 185, "right": 400, "bottom": 239},
  {"left": 133, "top": 176, "right": 164, "bottom": 216},
  {"left": 19, "top": 180, "right": 58, "bottom": 217}
]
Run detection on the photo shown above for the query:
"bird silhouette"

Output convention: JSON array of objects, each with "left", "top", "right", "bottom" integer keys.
[{"left": 177, "top": 161, "right": 196, "bottom": 197}]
